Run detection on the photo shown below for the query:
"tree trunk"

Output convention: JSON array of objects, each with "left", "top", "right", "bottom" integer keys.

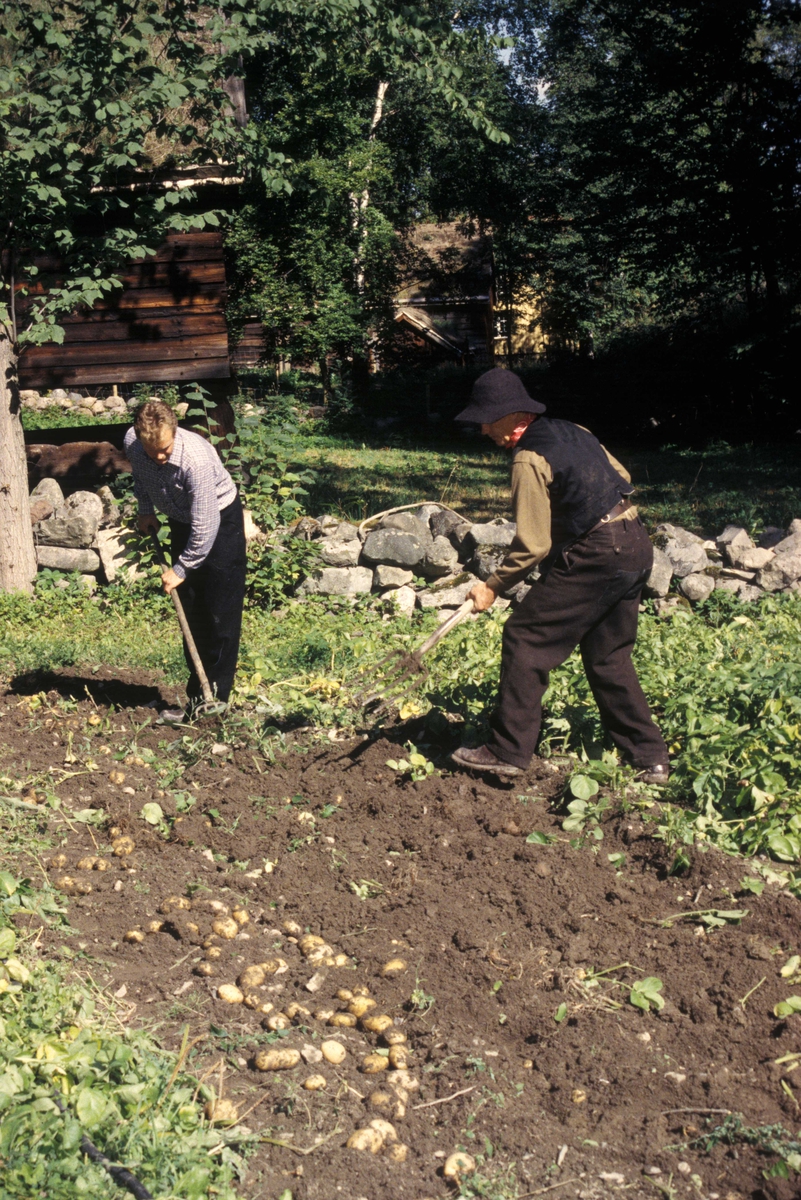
[
  {"left": 349, "top": 80, "right": 389, "bottom": 294},
  {"left": 0, "top": 334, "right": 36, "bottom": 594}
]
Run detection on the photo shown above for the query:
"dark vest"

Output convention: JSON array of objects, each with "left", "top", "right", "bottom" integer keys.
[{"left": 515, "top": 418, "right": 633, "bottom": 549}]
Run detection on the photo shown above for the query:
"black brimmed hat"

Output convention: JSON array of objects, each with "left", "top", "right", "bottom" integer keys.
[{"left": 455, "top": 368, "right": 546, "bottom": 424}]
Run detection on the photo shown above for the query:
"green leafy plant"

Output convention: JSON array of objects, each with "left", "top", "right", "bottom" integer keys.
[
  {"left": 386, "top": 744, "right": 436, "bottom": 782},
  {"left": 629, "top": 977, "right": 665, "bottom": 1012},
  {"left": 774, "top": 996, "right": 801, "bottom": 1019}
]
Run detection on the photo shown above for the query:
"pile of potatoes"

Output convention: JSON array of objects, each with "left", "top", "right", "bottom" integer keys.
[{"left": 122, "top": 895, "right": 252, "bottom": 948}]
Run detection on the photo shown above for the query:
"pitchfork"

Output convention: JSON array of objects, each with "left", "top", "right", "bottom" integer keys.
[{"left": 358, "top": 598, "right": 475, "bottom": 716}]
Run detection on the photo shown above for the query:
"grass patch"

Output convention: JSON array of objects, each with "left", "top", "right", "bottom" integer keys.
[{"left": 21, "top": 407, "right": 127, "bottom": 431}]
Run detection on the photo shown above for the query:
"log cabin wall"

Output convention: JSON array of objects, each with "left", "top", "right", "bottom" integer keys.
[{"left": 15, "top": 232, "right": 230, "bottom": 390}]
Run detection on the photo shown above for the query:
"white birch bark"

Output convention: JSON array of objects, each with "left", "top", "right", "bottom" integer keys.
[{"left": 0, "top": 334, "right": 37, "bottom": 594}]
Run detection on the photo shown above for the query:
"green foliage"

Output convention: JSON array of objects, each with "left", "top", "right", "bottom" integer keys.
[
  {"left": 386, "top": 744, "right": 436, "bottom": 782},
  {"left": 629, "top": 977, "right": 665, "bottom": 1013}
]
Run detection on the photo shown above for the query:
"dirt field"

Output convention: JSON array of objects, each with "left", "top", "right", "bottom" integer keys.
[{"left": 2, "top": 668, "right": 801, "bottom": 1200}]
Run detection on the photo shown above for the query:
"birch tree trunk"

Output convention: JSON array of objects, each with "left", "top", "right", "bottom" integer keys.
[
  {"left": 0, "top": 334, "right": 36, "bottom": 594},
  {"left": 349, "top": 80, "right": 389, "bottom": 294}
]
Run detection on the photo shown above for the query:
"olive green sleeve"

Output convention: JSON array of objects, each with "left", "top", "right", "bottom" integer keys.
[{"left": 486, "top": 450, "right": 553, "bottom": 593}]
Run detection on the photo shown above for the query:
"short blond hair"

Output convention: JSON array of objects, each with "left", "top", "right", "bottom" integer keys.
[{"left": 134, "top": 400, "right": 178, "bottom": 441}]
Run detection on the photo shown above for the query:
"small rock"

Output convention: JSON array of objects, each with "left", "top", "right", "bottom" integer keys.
[
  {"left": 665, "top": 1071, "right": 686, "bottom": 1084},
  {"left": 421, "top": 535, "right": 460, "bottom": 578},
  {"left": 36, "top": 546, "right": 101, "bottom": 573},
  {"left": 374, "top": 564, "right": 414, "bottom": 588},
  {"left": 96, "top": 485, "right": 121, "bottom": 528},
  {"left": 677, "top": 573, "right": 714, "bottom": 603},
  {"left": 677, "top": 1162, "right": 691, "bottom": 1176},
  {"left": 417, "top": 503, "right": 442, "bottom": 526},
  {"left": 30, "top": 478, "right": 65, "bottom": 514},
  {"left": 470, "top": 547, "right": 506, "bottom": 581},
  {"left": 730, "top": 546, "right": 773, "bottom": 571},
  {"left": 738, "top": 584, "right": 763, "bottom": 602},
  {"left": 211, "top": 743, "right": 229, "bottom": 756},
  {"left": 467, "top": 521, "right": 516, "bottom": 550},
  {"left": 657, "top": 522, "right": 706, "bottom": 547},
  {"left": 755, "top": 564, "right": 787, "bottom": 593},
  {"left": 417, "top": 579, "right": 474, "bottom": 609},
  {"left": 430, "top": 508, "right": 473, "bottom": 549},
  {"left": 301, "top": 1043, "right": 323, "bottom": 1064},
  {"left": 599, "top": 1173, "right": 625, "bottom": 1184},
  {"left": 381, "top": 585, "right": 416, "bottom": 618},
  {"left": 644, "top": 546, "right": 673, "bottom": 598},
  {"left": 297, "top": 566, "right": 374, "bottom": 596},
  {"left": 663, "top": 539, "right": 710, "bottom": 578},
  {"left": 319, "top": 538, "right": 361, "bottom": 567}
]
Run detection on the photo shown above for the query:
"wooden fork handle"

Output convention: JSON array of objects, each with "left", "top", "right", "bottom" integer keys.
[{"left": 418, "top": 599, "right": 475, "bottom": 657}]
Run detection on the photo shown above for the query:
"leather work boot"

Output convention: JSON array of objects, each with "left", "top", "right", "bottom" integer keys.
[
  {"left": 451, "top": 744, "right": 522, "bottom": 777},
  {"left": 634, "top": 763, "right": 670, "bottom": 786}
]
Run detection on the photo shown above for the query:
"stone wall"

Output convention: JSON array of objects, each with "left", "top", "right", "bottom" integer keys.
[
  {"left": 20, "top": 388, "right": 189, "bottom": 420},
  {"left": 29, "top": 477, "right": 134, "bottom": 590}
]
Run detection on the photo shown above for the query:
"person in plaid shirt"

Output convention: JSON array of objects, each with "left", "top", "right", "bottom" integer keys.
[{"left": 124, "top": 401, "right": 246, "bottom": 724}]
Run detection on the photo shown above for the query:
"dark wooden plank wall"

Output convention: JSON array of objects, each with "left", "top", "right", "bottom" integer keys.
[
  {"left": 229, "top": 319, "right": 268, "bottom": 371},
  {"left": 16, "top": 233, "right": 230, "bottom": 389}
]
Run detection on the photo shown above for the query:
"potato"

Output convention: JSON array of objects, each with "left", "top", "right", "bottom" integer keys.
[
  {"left": 380, "top": 958, "right": 407, "bottom": 977},
  {"left": 348, "top": 996, "right": 376, "bottom": 1019},
  {"left": 361, "top": 1014, "right": 394, "bottom": 1034},
  {"left": 212, "top": 917, "right": 239, "bottom": 940},
  {"left": 320, "top": 1040, "right": 346, "bottom": 1065},
  {"left": 87, "top": 713, "right": 102, "bottom": 727},
  {"left": 195, "top": 899, "right": 229, "bottom": 915},
  {"left": 196, "top": 962, "right": 215, "bottom": 977},
  {"left": 388, "top": 1045, "right": 409, "bottom": 1070},
  {"left": 346, "top": 1127, "right": 384, "bottom": 1154},
  {"left": 313, "top": 1007, "right": 335, "bottom": 1022},
  {"left": 94, "top": 859, "right": 110, "bottom": 872},
  {"left": 334, "top": 953, "right": 350, "bottom": 967},
  {"left": 572, "top": 1088, "right": 587, "bottom": 1105},
  {"left": 259, "top": 957, "right": 287, "bottom": 975},
  {"left": 352, "top": 984, "right": 371, "bottom": 997},
  {"left": 360, "top": 1054, "right": 389, "bottom": 1074},
  {"left": 243, "top": 993, "right": 268, "bottom": 1010},
  {"left": 160, "top": 896, "right": 191, "bottom": 913},
  {"left": 232, "top": 907, "right": 249, "bottom": 926},
  {"left": 75, "top": 881, "right": 92, "bottom": 895},
  {"left": 299, "top": 934, "right": 327, "bottom": 956},
  {"left": 108, "top": 770, "right": 125, "bottom": 785},
  {"left": 186, "top": 921, "right": 200, "bottom": 935},
  {"left": 55, "top": 875, "right": 75, "bottom": 891},
  {"left": 237, "top": 965, "right": 265, "bottom": 991},
  {"left": 146, "top": 920, "right": 165, "bottom": 934},
  {"left": 109, "top": 826, "right": 121, "bottom": 838},
  {"left": 76, "top": 856, "right": 97, "bottom": 871},
  {"left": 264, "top": 1013, "right": 291, "bottom": 1032},
  {"left": 282, "top": 919, "right": 304, "bottom": 935},
  {"left": 328, "top": 1012, "right": 357, "bottom": 1028},
  {"left": 443, "top": 1152, "right": 476, "bottom": 1179},
  {"left": 285, "top": 1002, "right": 311, "bottom": 1021},
  {"left": 124, "top": 930, "right": 144, "bottom": 944},
  {"left": 218, "top": 984, "right": 244, "bottom": 1005},
  {"left": 385, "top": 1141, "right": 409, "bottom": 1163},
  {"left": 367, "top": 1090, "right": 393, "bottom": 1110},
  {"left": 204, "top": 1097, "right": 239, "bottom": 1124},
  {"left": 49, "top": 854, "right": 68, "bottom": 869},
  {"left": 255, "top": 1047, "right": 301, "bottom": 1072},
  {"left": 383, "top": 1030, "right": 407, "bottom": 1047},
  {"left": 389, "top": 1069, "right": 419, "bottom": 1093},
  {"left": 205, "top": 946, "right": 222, "bottom": 961},
  {"left": 303, "top": 1074, "right": 327, "bottom": 1091},
  {"left": 112, "top": 836, "right": 135, "bottom": 857},
  {"left": 369, "top": 1118, "right": 397, "bottom": 1142}
]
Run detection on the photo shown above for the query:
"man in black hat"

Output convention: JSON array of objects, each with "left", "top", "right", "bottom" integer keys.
[{"left": 451, "top": 367, "right": 669, "bottom": 782}]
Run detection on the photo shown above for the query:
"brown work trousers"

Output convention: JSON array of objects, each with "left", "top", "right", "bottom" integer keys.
[{"left": 488, "top": 515, "right": 668, "bottom": 769}]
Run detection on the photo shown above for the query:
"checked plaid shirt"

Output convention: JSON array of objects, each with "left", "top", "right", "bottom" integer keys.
[{"left": 124, "top": 426, "right": 237, "bottom": 579}]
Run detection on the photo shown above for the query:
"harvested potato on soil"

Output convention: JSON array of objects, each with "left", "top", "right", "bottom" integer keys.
[
  {"left": 75, "top": 881, "right": 92, "bottom": 894},
  {"left": 112, "top": 836, "right": 135, "bottom": 857},
  {"left": 368, "top": 1118, "right": 397, "bottom": 1142},
  {"left": 572, "top": 1088, "right": 587, "bottom": 1104},
  {"left": 124, "top": 930, "right": 144, "bottom": 944},
  {"left": 352, "top": 984, "right": 371, "bottom": 997},
  {"left": 320, "top": 1040, "right": 346, "bottom": 1065},
  {"left": 237, "top": 965, "right": 265, "bottom": 990},
  {"left": 260, "top": 957, "right": 288, "bottom": 975},
  {"left": 361, "top": 1014, "right": 394, "bottom": 1034},
  {"left": 282, "top": 919, "right": 303, "bottom": 935},
  {"left": 361, "top": 1054, "right": 389, "bottom": 1074},
  {"left": 336, "top": 988, "right": 354, "bottom": 1002},
  {"left": 313, "top": 1007, "right": 335, "bottom": 1022},
  {"left": 264, "top": 1013, "right": 291, "bottom": 1031},
  {"left": 195, "top": 963, "right": 215, "bottom": 977},
  {"left": 255, "top": 1047, "right": 301, "bottom": 1072},
  {"left": 94, "top": 859, "right": 110, "bottom": 871},
  {"left": 443, "top": 1152, "right": 476, "bottom": 1179},
  {"left": 76, "top": 856, "right": 97, "bottom": 871},
  {"left": 367, "top": 1090, "right": 394, "bottom": 1109},
  {"left": 108, "top": 770, "right": 125, "bottom": 785},
  {"left": 383, "top": 1030, "right": 407, "bottom": 1046},
  {"left": 348, "top": 996, "right": 376, "bottom": 1018},
  {"left": 146, "top": 920, "right": 164, "bottom": 934},
  {"left": 232, "top": 907, "right": 249, "bottom": 926},
  {"left": 244, "top": 995, "right": 273, "bottom": 1013},
  {"left": 299, "top": 934, "right": 326, "bottom": 955},
  {"left": 334, "top": 953, "right": 350, "bottom": 967},
  {"left": 385, "top": 1141, "right": 409, "bottom": 1163},
  {"left": 303, "top": 1074, "right": 327, "bottom": 1091},
  {"left": 328, "top": 1012, "right": 357, "bottom": 1028},
  {"left": 388, "top": 1045, "right": 409, "bottom": 1069},
  {"left": 218, "top": 984, "right": 244, "bottom": 1004},
  {"left": 160, "top": 896, "right": 191, "bottom": 913},
  {"left": 380, "top": 958, "right": 407, "bottom": 976},
  {"left": 212, "top": 917, "right": 239, "bottom": 940},
  {"left": 204, "top": 1098, "right": 239, "bottom": 1124},
  {"left": 48, "top": 854, "right": 67, "bottom": 869},
  {"left": 285, "top": 1002, "right": 311, "bottom": 1021},
  {"left": 389, "top": 1070, "right": 419, "bottom": 1092},
  {"left": 346, "top": 1127, "right": 384, "bottom": 1154}
]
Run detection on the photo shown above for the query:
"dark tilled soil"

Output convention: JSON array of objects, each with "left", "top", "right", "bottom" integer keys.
[{"left": 2, "top": 669, "right": 801, "bottom": 1200}]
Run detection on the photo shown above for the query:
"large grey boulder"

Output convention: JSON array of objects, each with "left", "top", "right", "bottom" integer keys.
[
  {"left": 731, "top": 546, "right": 774, "bottom": 571},
  {"left": 772, "top": 533, "right": 801, "bottom": 582},
  {"left": 66, "top": 490, "right": 104, "bottom": 527},
  {"left": 662, "top": 538, "right": 709, "bottom": 578},
  {"left": 739, "top": 584, "right": 763, "bottom": 602},
  {"left": 36, "top": 546, "right": 101, "bottom": 572},
  {"left": 319, "top": 538, "right": 361, "bottom": 567},
  {"left": 467, "top": 521, "right": 516, "bottom": 550},
  {"left": 644, "top": 546, "right": 673, "bottom": 598},
  {"left": 361, "top": 528, "right": 428, "bottom": 569},
  {"left": 470, "top": 547, "right": 506, "bottom": 582},
  {"left": 96, "top": 529, "right": 142, "bottom": 583},
  {"left": 380, "top": 511, "right": 433, "bottom": 542},
  {"left": 417, "top": 578, "right": 474, "bottom": 609},
  {"left": 35, "top": 514, "right": 97, "bottom": 549},
  {"left": 30, "top": 478, "right": 65, "bottom": 514},
  {"left": 420, "top": 535, "right": 460, "bottom": 579},
  {"left": 296, "top": 566, "right": 373, "bottom": 596},
  {"left": 758, "top": 526, "right": 785, "bottom": 549},
  {"left": 678, "top": 573, "right": 715, "bottom": 603},
  {"left": 374, "top": 565, "right": 413, "bottom": 588},
  {"left": 656, "top": 522, "right": 705, "bottom": 546},
  {"left": 715, "top": 578, "right": 742, "bottom": 595},
  {"left": 788, "top": 519, "right": 801, "bottom": 537},
  {"left": 756, "top": 564, "right": 786, "bottom": 593},
  {"left": 96, "top": 485, "right": 121, "bottom": 528},
  {"left": 430, "top": 508, "right": 473, "bottom": 552},
  {"left": 417, "top": 503, "right": 442, "bottom": 527}
]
